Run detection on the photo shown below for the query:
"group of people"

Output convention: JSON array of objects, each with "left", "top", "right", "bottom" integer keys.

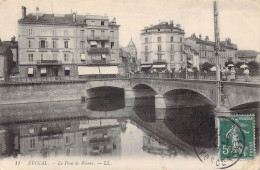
[{"left": 221, "top": 67, "right": 250, "bottom": 82}]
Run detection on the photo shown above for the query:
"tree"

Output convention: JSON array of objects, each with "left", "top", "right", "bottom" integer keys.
[
  {"left": 200, "top": 62, "right": 213, "bottom": 72},
  {"left": 247, "top": 61, "right": 260, "bottom": 75}
]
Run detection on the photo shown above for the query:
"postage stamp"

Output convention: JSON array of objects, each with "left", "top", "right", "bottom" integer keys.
[{"left": 218, "top": 115, "right": 255, "bottom": 160}]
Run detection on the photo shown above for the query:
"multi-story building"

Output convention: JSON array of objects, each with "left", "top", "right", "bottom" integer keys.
[
  {"left": 140, "top": 21, "right": 185, "bottom": 72},
  {"left": 0, "top": 41, "right": 14, "bottom": 81},
  {"left": 185, "top": 34, "right": 238, "bottom": 69},
  {"left": 18, "top": 7, "right": 120, "bottom": 78}
]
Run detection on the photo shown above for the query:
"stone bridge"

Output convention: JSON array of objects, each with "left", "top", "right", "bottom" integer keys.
[{"left": 84, "top": 78, "right": 260, "bottom": 110}]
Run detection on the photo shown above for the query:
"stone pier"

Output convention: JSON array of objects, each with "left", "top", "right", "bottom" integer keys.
[{"left": 155, "top": 94, "right": 166, "bottom": 120}]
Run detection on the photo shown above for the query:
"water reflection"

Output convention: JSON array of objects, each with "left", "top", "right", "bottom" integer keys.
[{"left": 0, "top": 96, "right": 218, "bottom": 158}]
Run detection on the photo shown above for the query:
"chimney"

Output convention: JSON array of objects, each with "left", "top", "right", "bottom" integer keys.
[
  {"left": 36, "top": 7, "right": 39, "bottom": 20},
  {"left": 0, "top": 39, "right": 2, "bottom": 46},
  {"left": 169, "top": 20, "right": 174, "bottom": 26},
  {"left": 11, "top": 36, "right": 16, "bottom": 42},
  {"left": 176, "top": 24, "right": 181, "bottom": 29},
  {"left": 205, "top": 36, "right": 209, "bottom": 41},
  {"left": 199, "top": 34, "right": 202, "bottom": 39},
  {"left": 73, "top": 12, "right": 76, "bottom": 22},
  {"left": 22, "top": 6, "right": 26, "bottom": 19}
]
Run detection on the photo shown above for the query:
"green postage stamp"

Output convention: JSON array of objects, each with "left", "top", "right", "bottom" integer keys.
[{"left": 218, "top": 115, "right": 255, "bottom": 160}]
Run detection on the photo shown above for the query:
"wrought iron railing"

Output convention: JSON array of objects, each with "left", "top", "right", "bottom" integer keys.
[{"left": 87, "top": 47, "right": 110, "bottom": 53}]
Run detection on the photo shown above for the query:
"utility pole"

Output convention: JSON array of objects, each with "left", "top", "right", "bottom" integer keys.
[{"left": 214, "top": 1, "right": 221, "bottom": 108}]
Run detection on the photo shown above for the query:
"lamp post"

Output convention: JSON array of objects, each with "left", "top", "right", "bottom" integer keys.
[{"left": 214, "top": 1, "right": 221, "bottom": 108}]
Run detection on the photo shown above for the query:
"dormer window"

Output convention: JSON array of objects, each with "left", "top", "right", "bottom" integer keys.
[
  {"left": 158, "top": 29, "right": 160, "bottom": 31},
  {"left": 101, "top": 21, "right": 104, "bottom": 26}
]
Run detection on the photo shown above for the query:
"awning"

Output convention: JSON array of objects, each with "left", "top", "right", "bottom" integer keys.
[
  {"left": 90, "top": 41, "right": 97, "bottom": 46},
  {"left": 99, "top": 66, "right": 119, "bottom": 74},
  {"left": 81, "top": 54, "right": 86, "bottom": 61},
  {"left": 187, "top": 60, "right": 193, "bottom": 64},
  {"left": 78, "top": 66, "right": 100, "bottom": 75},
  {"left": 153, "top": 65, "right": 166, "bottom": 69},
  {"left": 28, "top": 68, "right": 34, "bottom": 75},
  {"left": 102, "top": 54, "right": 106, "bottom": 59},
  {"left": 65, "top": 67, "right": 70, "bottom": 71},
  {"left": 40, "top": 68, "right": 47, "bottom": 74},
  {"left": 141, "top": 65, "right": 151, "bottom": 68}
]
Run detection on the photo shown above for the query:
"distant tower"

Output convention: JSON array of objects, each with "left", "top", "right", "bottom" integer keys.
[
  {"left": 214, "top": 0, "right": 221, "bottom": 108},
  {"left": 126, "top": 38, "right": 137, "bottom": 60}
]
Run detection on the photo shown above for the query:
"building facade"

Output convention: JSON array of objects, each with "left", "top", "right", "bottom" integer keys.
[
  {"left": 0, "top": 42, "right": 14, "bottom": 81},
  {"left": 185, "top": 34, "right": 238, "bottom": 69},
  {"left": 18, "top": 7, "right": 120, "bottom": 78},
  {"left": 140, "top": 21, "right": 185, "bottom": 72}
]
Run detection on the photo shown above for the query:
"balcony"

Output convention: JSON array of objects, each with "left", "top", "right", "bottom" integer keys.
[
  {"left": 153, "top": 59, "right": 166, "bottom": 64},
  {"left": 87, "top": 36, "right": 109, "bottom": 41},
  {"left": 37, "top": 60, "right": 62, "bottom": 65},
  {"left": 87, "top": 47, "right": 110, "bottom": 54}
]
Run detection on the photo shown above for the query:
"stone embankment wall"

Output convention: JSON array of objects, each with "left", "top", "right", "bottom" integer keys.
[{"left": 0, "top": 83, "right": 86, "bottom": 105}]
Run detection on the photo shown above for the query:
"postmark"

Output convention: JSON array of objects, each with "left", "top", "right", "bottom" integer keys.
[{"left": 193, "top": 114, "right": 255, "bottom": 169}]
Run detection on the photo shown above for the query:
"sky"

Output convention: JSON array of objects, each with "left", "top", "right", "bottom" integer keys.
[{"left": 0, "top": 0, "right": 259, "bottom": 53}]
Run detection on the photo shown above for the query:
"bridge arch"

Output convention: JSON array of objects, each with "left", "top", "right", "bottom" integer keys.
[{"left": 163, "top": 89, "right": 215, "bottom": 107}]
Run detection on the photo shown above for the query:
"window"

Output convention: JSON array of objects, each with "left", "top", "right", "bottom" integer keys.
[
  {"left": 40, "top": 68, "right": 47, "bottom": 77},
  {"left": 64, "top": 30, "right": 68, "bottom": 36},
  {"left": 66, "top": 148, "right": 70, "bottom": 156},
  {"left": 30, "top": 139, "right": 35, "bottom": 148},
  {"left": 171, "top": 44, "right": 174, "bottom": 51},
  {"left": 157, "top": 37, "right": 161, "bottom": 42},
  {"left": 64, "top": 67, "right": 70, "bottom": 76},
  {"left": 157, "top": 45, "right": 161, "bottom": 52},
  {"left": 28, "top": 40, "right": 34, "bottom": 48},
  {"left": 55, "top": 139, "right": 60, "bottom": 145},
  {"left": 29, "top": 127, "right": 34, "bottom": 134},
  {"left": 82, "top": 133, "right": 87, "bottom": 142},
  {"left": 40, "top": 53, "right": 44, "bottom": 60},
  {"left": 101, "top": 21, "right": 104, "bottom": 26},
  {"left": 28, "top": 54, "right": 33, "bottom": 62},
  {"left": 158, "top": 29, "right": 160, "bottom": 31},
  {"left": 80, "top": 41, "right": 85, "bottom": 49},
  {"left": 181, "top": 55, "right": 183, "bottom": 61},
  {"left": 28, "top": 67, "right": 34, "bottom": 77},
  {"left": 113, "top": 143, "right": 117, "bottom": 150},
  {"left": 55, "top": 151, "right": 59, "bottom": 157},
  {"left": 43, "top": 140, "right": 48, "bottom": 146},
  {"left": 111, "top": 54, "right": 115, "bottom": 61},
  {"left": 101, "top": 41, "right": 105, "bottom": 48},
  {"left": 64, "top": 41, "right": 69, "bottom": 48},
  {"left": 64, "top": 54, "right": 69, "bottom": 61},
  {"left": 180, "top": 37, "right": 183, "bottom": 42},
  {"left": 53, "top": 54, "right": 57, "bottom": 60},
  {"left": 39, "top": 40, "right": 47, "bottom": 48},
  {"left": 158, "top": 54, "right": 162, "bottom": 60},
  {"left": 180, "top": 45, "right": 183, "bottom": 52},
  {"left": 145, "top": 38, "right": 148, "bottom": 43},
  {"left": 52, "top": 41, "right": 57, "bottom": 48},
  {"left": 145, "top": 46, "right": 148, "bottom": 52},
  {"left": 171, "top": 54, "right": 174, "bottom": 61},
  {"left": 111, "top": 42, "right": 114, "bottom": 49},
  {"left": 52, "top": 29, "right": 57, "bottom": 36},
  {"left": 171, "top": 36, "right": 174, "bottom": 42},
  {"left": 29, "top": 28, "right": 33, "bottom": 35},
  {"left": 145, "top": 55, "right": 148, "bottom": 62},
  {"left": 91, "top": 30, "right": 95, "bottom": 38},
  {"left": 40, "top": 29, "right": 45, "bottom": 35},
  {"left": 66, "top": 136, "right": 70, "bottom": 144},
  {"left": 101, "top": 30, "right": 105, "bottom": 37},
  {"left": 80, "top": 30, "right": 84, "bottom": 37},
  {"left": 110, "top": 31, "right": 114, "bottom": 37}
]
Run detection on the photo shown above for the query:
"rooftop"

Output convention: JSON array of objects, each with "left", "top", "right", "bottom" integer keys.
[
  {"left": 237, "top": 50, "right": 259, "bottom": 58},
  {"left": 142, "top": 22, "right": 184, "bottom": 32},
  {"left": 19, "top": 10, "right": 118, "bottom": 27}
]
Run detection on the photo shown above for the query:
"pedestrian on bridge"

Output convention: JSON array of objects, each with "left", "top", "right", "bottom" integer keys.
[
  {"left": 230, "top": 67, "right": 236, "bottom": 81},
  {"left": 243, "top": 68, "right": 250, "bottom": 82}
]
